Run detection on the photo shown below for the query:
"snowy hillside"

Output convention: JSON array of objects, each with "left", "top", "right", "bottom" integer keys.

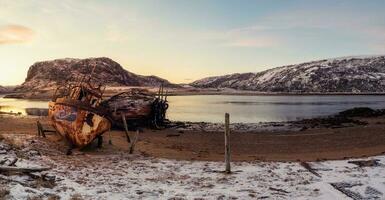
[
  {"left": 192, "top": 56, "right": 385, "bottom": 93},
  {"left": 16, "top": 57, "right": 177, "bottom": 92}
]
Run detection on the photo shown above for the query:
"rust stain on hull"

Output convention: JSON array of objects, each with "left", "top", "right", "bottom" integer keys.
[
  {"left": 48, "top": 75, "right": 111, "bottom": 148},
  {"left": 49, "top": 102, "right": 110, "bottom": 148}
]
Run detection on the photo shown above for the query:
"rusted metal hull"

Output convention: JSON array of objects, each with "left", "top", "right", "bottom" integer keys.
[{"left": 48, "top": 101, "right": 111, "bottom": 148}]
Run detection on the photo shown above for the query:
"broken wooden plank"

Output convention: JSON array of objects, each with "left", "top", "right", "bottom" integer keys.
[{"left": 0, "top": 166, "right": 50, "bottom": 173}]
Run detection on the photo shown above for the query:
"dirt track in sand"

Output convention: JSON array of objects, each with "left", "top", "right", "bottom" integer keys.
[{"left": 1, "top": 116, "right": 385, "bottom": 162}]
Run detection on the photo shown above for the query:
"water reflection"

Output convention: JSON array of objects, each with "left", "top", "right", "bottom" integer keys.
[
  {"left": 166, "top": 95, "right": 385, "bottom": 123},
  {"left": 0, "top": 106, "right": 26, "bottom": 115},
  {"left": 0, "top": 95, "right": 48, "bottom": 116},
  {"left": 1, "top": 95, "right": 385, "bottom": 123}
]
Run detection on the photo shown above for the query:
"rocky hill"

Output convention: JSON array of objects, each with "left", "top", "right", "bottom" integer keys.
[
  {"left": 16, "top": 57, "right": 176, "bottom": 92},
  {"left": 0, "top": 86, "right": 8, "bottom": 94},
  {"left": 0, "top": 86, "right": 14, "bottom": 94},
  {"left": 191, "top": 55, "right": 385, "bottom": 93}
]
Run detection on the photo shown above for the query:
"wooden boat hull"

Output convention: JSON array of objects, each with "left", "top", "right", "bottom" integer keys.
[
  {"left": 102, "top": 90, "right": 156, "bottom": 124},
  {"left": 48, "top": 101, "right": 111, "bottom": 148}
]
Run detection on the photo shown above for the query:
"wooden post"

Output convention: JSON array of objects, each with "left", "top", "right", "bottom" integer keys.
[
  {"left": 108, "top": 129, "right": 112, "bottom": 145},
  {"left": 129, "top": 130, "right": 139, "bottom": 154},
  {"left": 121, "top": 115, "right": 131, "bottom": 143},
  {"left": 37, "top": 121, "right": 46, "bottom": 138},
  {"left": 225, "top": 113, "right": 231, "bottom": 173},
  {"left": 36, "top": 121, "right": 41, "bottom": 136}
]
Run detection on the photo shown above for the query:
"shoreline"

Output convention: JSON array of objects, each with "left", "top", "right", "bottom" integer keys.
[
  {"left": 1, "top": 107, "right": 385, "bottom": 162},
  {"left": 3, "top": 89, "right": 385, "bottom": 101}
]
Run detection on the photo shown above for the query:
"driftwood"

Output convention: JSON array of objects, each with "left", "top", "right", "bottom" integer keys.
[
  {"left": 269, "top": 187, "right": 290, "bottom": 194},
  {"left": 0, "top": 166, "right": 50, "bottom": 173},
  {"left": 330, "top": 182, "right": 364, "bottom": 200},
  {"left": 348, "top": 159, "right": 380, "bottom": 167},
  {"left": 300, "top": 162, "right": 321, "bottom": 177}
]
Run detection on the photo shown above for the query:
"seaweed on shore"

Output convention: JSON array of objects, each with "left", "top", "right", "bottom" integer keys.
[
  {"left": 337, "top": 107, "right": 385, "bottom": 118},
  {"left": 293, "top": 107, "right": 385, "bottom": 129}
]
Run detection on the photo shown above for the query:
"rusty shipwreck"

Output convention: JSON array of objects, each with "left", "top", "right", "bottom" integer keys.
[
  {"left": 47, "top": 71, "right": 169, "bottom": 149},
  {"left": 48, "top": 78, "right": 111, "bottom": 148}
]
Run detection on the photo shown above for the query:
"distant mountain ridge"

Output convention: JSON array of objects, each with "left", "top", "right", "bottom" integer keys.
[
  {"left": 191, "top": 55, "right": 385, "bottom": 93},
  {"left": 16, "top": 57, "right": 176, "bottom": 92},
  {"left": 0, "top": 86, "right": 8, "bottom": 94},
  {"left": 0, "top": 85, "right": 15, "bottom": 94}
]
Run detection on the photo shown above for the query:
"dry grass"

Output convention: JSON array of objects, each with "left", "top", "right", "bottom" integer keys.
[
  {"left": 0, "top": 187, "right": 10, "bottom": 199},
  {"left": 70, "top": 193, "right": 84, "bottom": 200}
]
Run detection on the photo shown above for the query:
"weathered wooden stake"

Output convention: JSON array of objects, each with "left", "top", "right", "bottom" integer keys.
[
  {"left": 129, "top": 130, "right": 140, "bottom": 154},
  {"left": 225, "top": 113, "right": 231, "bottom": 173},
  {"left": 36, "top": 121, "right": 41, "bottom": 136},
  {"left": 121, "top": 115, "right": 131, "bottom": 143},
  {"left": 108, "top": 129, "right": 112, "bottom": 145},
  {"left": 36, "top": 121, "right": 46, "bottom": 137}
]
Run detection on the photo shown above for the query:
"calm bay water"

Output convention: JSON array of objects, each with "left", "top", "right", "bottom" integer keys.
[
  {"left": 1, "top": 95, "right": 385, "bottom": 123},
  {"left": 166, "top": 95, "right": 385, "bottom": 123}
]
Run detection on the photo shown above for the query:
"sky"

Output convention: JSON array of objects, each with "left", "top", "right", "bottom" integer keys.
[{"left": 0, "top": 0, "right": 384, "bottom": 85}]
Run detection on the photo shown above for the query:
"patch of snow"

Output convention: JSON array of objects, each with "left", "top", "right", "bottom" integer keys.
[{"left": 3, "top": 136, "right": 385, "bottom": 199}]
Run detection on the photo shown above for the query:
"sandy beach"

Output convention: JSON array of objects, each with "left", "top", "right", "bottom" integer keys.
[
  {"left": 1, "top": 113, "right": 385, "bottom": 162},
  {"left": 1, "top": 114, "right": 385, "bottom": 199}
]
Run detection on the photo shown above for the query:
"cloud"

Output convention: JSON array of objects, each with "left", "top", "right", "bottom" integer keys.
[{"left": 0, "top": 24, "right": 35, "bottom": 44}]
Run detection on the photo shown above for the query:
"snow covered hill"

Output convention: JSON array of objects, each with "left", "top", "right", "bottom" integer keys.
[
  {"left": 16, "top": 57, "right": 177, "bottom": 92},
  {"left": 192, "top": 56, "right": 385, "bottom": 93}
]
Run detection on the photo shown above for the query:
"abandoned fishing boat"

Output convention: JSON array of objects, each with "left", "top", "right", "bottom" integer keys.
[
  {"left": 102, "top": 86, "right": 169, "bottom": 128},
  {"left": 48, "top": 78, "right": 111, "bottom": 148}
]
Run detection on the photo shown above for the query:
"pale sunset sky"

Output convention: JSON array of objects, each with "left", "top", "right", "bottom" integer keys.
[{"left": 0, "top": 0, "right": 384, "bottom": 85}]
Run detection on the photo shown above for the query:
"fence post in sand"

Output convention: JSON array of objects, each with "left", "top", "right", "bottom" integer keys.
[
  {"left": 108, "top": 130, "right": 112, "bottom": 145},
  {"left": 129, "top": 130, "right": 140, "bottom": 154},
  {"left": 225, "top": 113, "right": 231, "bottom": 173},
  {"left": 36, "top": 121, "right": 41, "bottom": 137}
]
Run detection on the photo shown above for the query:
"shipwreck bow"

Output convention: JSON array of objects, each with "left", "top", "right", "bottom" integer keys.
[{"left": 48, "top": 76, "right": 111, "bottom": 148}]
